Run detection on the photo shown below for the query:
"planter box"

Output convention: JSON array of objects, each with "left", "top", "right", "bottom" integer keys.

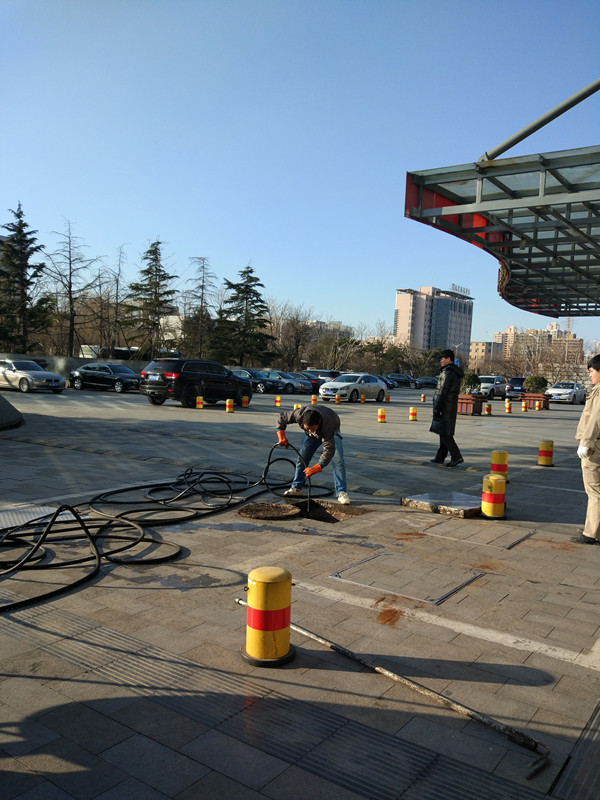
[
  {"left": 457, "top": 394, "right": 483, "bottom": 415},
  {"left": 520, "top": 392, "right": 550, "bottom": 410}
]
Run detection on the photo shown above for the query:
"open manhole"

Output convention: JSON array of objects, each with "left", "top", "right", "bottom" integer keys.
[{"left": 238, "top": 500, "right": 371, "bottom": 523}]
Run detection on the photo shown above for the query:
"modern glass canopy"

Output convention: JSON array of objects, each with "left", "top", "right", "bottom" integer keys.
[{"left": 405, "top": 145, "right": 600, "bottom": 318}]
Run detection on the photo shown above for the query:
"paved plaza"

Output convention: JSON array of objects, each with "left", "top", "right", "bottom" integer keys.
[{"left": 1, "top": 389, "right": 599, "bottom": 799}]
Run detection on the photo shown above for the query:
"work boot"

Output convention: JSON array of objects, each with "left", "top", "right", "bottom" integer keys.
[
  {"left": 337, "top": 492, "right": 350, "bottom": 504},
  {"left": 284, "top": 487, "right": 304, "bottom": 497}
]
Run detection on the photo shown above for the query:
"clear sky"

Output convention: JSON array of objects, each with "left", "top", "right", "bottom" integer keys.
[{"left": 2, "top": 0, "right": 599, "bottom": 346}]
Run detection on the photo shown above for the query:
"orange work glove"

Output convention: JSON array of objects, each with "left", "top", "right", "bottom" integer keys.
[
  {"left": 304, "top": 463, "right": 323, "bottom": 478},
  {"left": 276, "top": 430, "right": 289, "bottom": 448}
]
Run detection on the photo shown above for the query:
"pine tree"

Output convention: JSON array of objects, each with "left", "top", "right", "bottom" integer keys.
[
  {"left": 125, "top": 240, "right": 178, "bottom": 358},
  {"left": 222, "top": 266, "right": 274, "bottom": 365},
  {"left": 0, "top": 203, "right": 52, "bottom": 352}
]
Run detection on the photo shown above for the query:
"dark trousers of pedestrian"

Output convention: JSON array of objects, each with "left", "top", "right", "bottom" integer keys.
[{"left": 436, "top": 434, "right": 462, "bottom": 463}]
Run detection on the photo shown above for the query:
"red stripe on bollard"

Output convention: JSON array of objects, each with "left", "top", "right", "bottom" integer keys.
[
  {"left": 247, "top": 606, "right": 291, "bottom": 631},
  {"left": 539, "top": 449, "right": 553, "bottom": 457},
  {"left": 482, "top": 491, "right": 506, "bottom": 504}
]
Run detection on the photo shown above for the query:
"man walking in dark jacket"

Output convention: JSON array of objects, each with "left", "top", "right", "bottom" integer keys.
[{"left": 429, "top": 349, "right": 464, "bottom": 467}]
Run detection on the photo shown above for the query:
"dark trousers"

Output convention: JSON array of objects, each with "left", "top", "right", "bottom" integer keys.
[{"left": 435, "top": 434, "right": 462, "bottom": 462}]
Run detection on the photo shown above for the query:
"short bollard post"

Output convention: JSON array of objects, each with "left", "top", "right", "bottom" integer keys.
[
  {"left": 360, "top": 394, "right": 366, "bottom": 403},
  {"left": 335, "top": 394, "right": 341, "bottom": 404},
  {"left": 275, "top": 395, "right": 281, "bottom": 407},
  {"left": 311, "top": 394, "right": 318, "bottom": 405},
  {"left": 505, "top": 399, "right": 512, "bottom": 414},
  {"left": 409, "top": 406, "right": 417, "bottom": 421},
  {"left": 225, "top": 398, "right": 234, "bottom": 413},
  {"left": 293, "top": 403, "right": 302, "bottom": 410},
  {"left": 241, "top": 566, "right": 295, "bottom": 667},
  {"left": 377, "top": 407, "right": 386, "bottom": 423},
  {"left": 521, "top": 399, "right": 528, "bottom": 412},
  {"left": 538, "top": 440, "right": 554, "bottom": 467},
  {"left": 484, "top": 403, "right": 492, "bottom": 415},
  {"left": 481, "top": 474, "right": 506, "bottom": 519},
  {"left": 241, "top": 395, "right": 249, "bottom": 408},
  {"left": 535, "top": 399, "right": 542, "bottom": 411},
  {"left": 196, "top": 396, "right": 204, "bottom": 409},
  {"left": 385, "top": 393, "right": 390, "bottom": 403},
  {"left": 490, "top": 450, "right": 508, "bottom": 480},
  {"left": 421, "top": 393, "right": 426, "bottom": 403}
]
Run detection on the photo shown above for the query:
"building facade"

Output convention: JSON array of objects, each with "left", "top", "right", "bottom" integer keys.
[{"left": 394, "top": 286, "right": 473, "bottom": 358}]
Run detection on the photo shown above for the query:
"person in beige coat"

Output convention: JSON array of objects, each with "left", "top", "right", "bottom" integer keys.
[{"left": 573, "top": 354, "right": 600, "bottom": 544}]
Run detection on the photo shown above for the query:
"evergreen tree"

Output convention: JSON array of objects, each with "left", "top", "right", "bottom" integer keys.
[
  {"left": 222, "top": 265, "right": 274, "bottom": 365},
  {"left": 0, "top": 203, "right": 53, "bottom": 352},
  {"left": 180, "top": 256, "right": 217, "bottom": 357},
  {"left": 125, "top": 240, "right": 178, "bottom": 358}
]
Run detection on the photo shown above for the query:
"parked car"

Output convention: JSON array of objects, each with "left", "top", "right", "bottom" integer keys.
[
  {"left": 262, "top": 370, "right": 310, "bottom": 393},
  {"left": 319, "top": 373, "right": 387, "bottom": 403},
  {"left": 294, "top": 371, "right": 326, "bottom": 393},
  {"left": 376, "top": 374, "right": 398, "bottom": 389},
  {"left": 0, "top": 359, "right": 65, "bottom": 393},
  {"left": 387, "top": 373, "right": 414, "bottom": 387},
  {"left": 505, "top": 377, "right": 526, "bottom": 398},
  {"left": 545, "top": 381, "right": 587, "bottom": 404},
  {"left": 411, "top": 376, "right": 438, "bottom": 389},
  {"left": 140, "top": 358, "right": 253, "bottom": 407},
  {"left": 472, "top": 375, "right": 507, "bottom": 400},
  {"left": 69, "top": 363, "right": 141, "bottom": 393},
  {"left": 231, "top": 368, "right": 283, "bottom": 394},
  {"left": 312, "top": 369, "right": 341, "bottom": 381}
]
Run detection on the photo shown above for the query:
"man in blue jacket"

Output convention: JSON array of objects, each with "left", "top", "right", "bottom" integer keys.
[
  {"left": 276, "top": 404, "right": 350, "bottom": 504},
  {"left": 429, "top": 349, "right": 464, "bottom": 467}
]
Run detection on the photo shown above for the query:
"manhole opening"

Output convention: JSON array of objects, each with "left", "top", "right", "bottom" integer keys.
[{"left": 238, "top": 500, "right": 372, "bottom": 523}]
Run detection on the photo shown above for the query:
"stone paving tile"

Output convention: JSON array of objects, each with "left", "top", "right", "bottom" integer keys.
[
  {"left": 175, "top": 770, "right": 266, "bottom": 799},
  {"left": 94, "top": 777, "right": 171, "bottom": 799},
  {"left": 261, "top": 764, "right": 368, "bottom": 800},
  {"left": 35, "top": 702, "right": 131, "bottom": 754}
]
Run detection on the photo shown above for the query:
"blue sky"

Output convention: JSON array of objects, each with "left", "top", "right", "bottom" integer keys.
[{"left": 2, "top": 0, "right": 599, "bottom": 346}]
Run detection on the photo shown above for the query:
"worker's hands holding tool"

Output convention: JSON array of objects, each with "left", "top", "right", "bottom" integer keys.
[
  {"left": 277, "top": 431, "right": 289, "bottom": 448},
  {"left": 304, "top": 464, "right": 322, "bottom": 478}
]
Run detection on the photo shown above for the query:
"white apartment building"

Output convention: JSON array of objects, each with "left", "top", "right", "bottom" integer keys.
[{"left": 394, "top": 286, "right": 473, "bottom": 359}]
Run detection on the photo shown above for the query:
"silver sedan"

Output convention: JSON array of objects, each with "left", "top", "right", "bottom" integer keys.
[
  {"left": 545, "top": 381, "right": 587, "bottom": 404},
  {"left": 319, "top": 373, "right": 387, "bottom": 403},
  {"left": 0, "top": 359, "right": 66, "bottom": 393}
]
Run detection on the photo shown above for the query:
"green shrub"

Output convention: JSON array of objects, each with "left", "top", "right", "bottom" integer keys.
[
  {"left": 523, "top": 375, "right": 548, "bottom": 393},
  {"left": 461, "top": 372, "right": 480, "bottom": 393}
]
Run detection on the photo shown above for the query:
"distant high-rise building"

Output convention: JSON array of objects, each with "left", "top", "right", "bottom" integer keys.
[{"left": 394, "top": 286, "right": 473, "bottom": 358}]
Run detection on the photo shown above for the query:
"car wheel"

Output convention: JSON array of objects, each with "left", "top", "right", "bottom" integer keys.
[
  {"left": 235, "top": 390, "right": 250, "bottom": 407},
  {"left": 114, "top": 380, "right": 124, "bottom": 393},
  {"left": 73, "top": 377, "right": 83, "bottom": 390},
  {"left": 488, "top": 390, "right": 494, "bottom": 400},
  {"left": 148, "top": 395, "right": 166, "bottom": 405},
  {"left": 376, "top": 389, "right": 385, "bottom": 402},
  {"left": 409, "top": 381, "right": 417, "bottom": 389},
  {"left": 349, "top": 389, "right": 358, "bottom": 403},
  {"left": 51, "top": 389, "right": 63, "bottom": 394},
  {"left": 284, "top": 383, "right": 294, "bottom": 394},
  {"left": 256, "top": 382, "right": 266, "bottom": 393},
  {"left": 181, "top": 384, "right": 202, "bottom": 408},
  {"left": 570, "top": 394, "right": 575, "bottom": 404},
  {"left": 19, "top": 378, "right": 31, "bottom": 393}
]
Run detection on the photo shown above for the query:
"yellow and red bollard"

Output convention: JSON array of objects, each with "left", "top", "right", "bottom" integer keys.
[
  {"left": 385, "top": 393, "right": 390, "bottom": 403},
  {"left": 484, "top": 403, "right": 492, "bottom": 415},
  {"left": 490, "top": 450, "right": 508, "bottom": 480},
  {"left": 538, "top": 440, "right": 554, "bottom": 466},
  {"left": 311, "top": 394, "right": 318, "bottom": 405},
  {"left": 275, "top": 395, "right": 281, "bottom": 407},
  {"left": 377, "top": 407, "right": 386, "bottom": 423},
  {"left": 360, "top": 394, "right": 366, "bottom": 403},
  {"left": 521, "top": 399, "right": 528, "bottom": 412},
  {"left": 421, "top": 393, "right": 426, "bottom": 403},
  {"left": 241, "top": 566, "right": 295, "bottom": 666},
  {"left": 505, "top": 398, "right": 512, "bottom": 414},
  {"left": 293, "top": 403, "right": 302, "bottom": 410},
  {"left": 335, "top": 394, "right": 341, "bottom": 404},
  {"left": 242, "top": 395, "right": 249, "bottom": 408},
  {"left": 409, "top": 406, "right": 417, "bottom": 421},
  {"left": 196, "top": 396, "right": 204, "bottom": 409},
  {"left": 535, "top": 399, "right": 542, "bottom": 411},
  {"left": 481, "top": 474, "right": 506, "bottom": 519},
  {"left": 226, "top": 398, "right": 234, "bottom": 413}
]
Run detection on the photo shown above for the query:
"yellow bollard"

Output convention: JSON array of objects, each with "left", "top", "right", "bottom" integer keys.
[
  {"left": 242, "top": 395, "right": 249, "bottom": 408},
  {"left": 421, "top": 393, "right": 426, "bottom": 403},
  {"left": 226, "top": 398, "right": 234, "bottom": 413},
  {"left": 360, "top": 394, "right": 366, "bottom": 403},
  {"left": 521, "top": 399, "right": 528, "bottom": 412},
  {"left": 275, "top": 395, "right": 281, "bottom": 407},
  {"left": 311, "top": 394, "right": 318, "bottom": 405},
  {"left": 293, "top": 403, "right": 302, "bottom": 410},
  {"left": 196, "top": 396, "right": 204, "bottom": 409},
  {"left": 505, "top": 399, "right": 512, "bottom": 414},
  {"left": 241, "top": 566, "right": 295, "bottom": 666},
  {"left": 409, "top": 406, "right": 417, "bottom": 421},
  {"left": 335, "top": 394, "right": 341, "bottom": 404},
  {"left": 484, "top": 403, "right": 492, "bottom": 415},
  {"left": 385, "top": 393, "right": 390, "bottom": 403},
  {"left": 538, "top": 440, "right": 554, "bottom": 467},
  {"left": 535, "top": 399, "right": 542, "bottom": 411},
  {"left": 481, "top": 474, "right": 506, "bottom": 519},
  {"left": 490, "top": 450, "right": 508, "bottom": 480},
  {"left": 377, "top": 407, "right": 386, "bottom": 423}
]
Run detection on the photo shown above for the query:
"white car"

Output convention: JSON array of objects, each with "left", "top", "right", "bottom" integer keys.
[
  {"left": 545, "top": 381, "right": 587, "bottom": 404},
  {"left": 473, "top": 375, "right": 507, "bottom": 400},
  {"left": 0, "top": 359, "right": 66, "bottom": 393},
  {"left": 319, "top": 373, "right": 387, "bottom": 403}
]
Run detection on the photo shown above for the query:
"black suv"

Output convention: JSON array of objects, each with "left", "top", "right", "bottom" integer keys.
[{"left": 140, "top": 359, "right": 253, "bottom": 407}]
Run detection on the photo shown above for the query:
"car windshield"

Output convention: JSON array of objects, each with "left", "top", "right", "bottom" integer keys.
[
  {"left": 110, "top": 365, "right": 137, "bottom": 374},
  {"left": 479, "top": 376, "right": 494, "bottom": 382},
  {"left": 13, "top": 361, "right": 45, "bottom": 371},
  {"left": 332, "top": 374, "right": 360, "bottom": 382},
  {"left": 249, "top": 370, "right": 268, "bottom": 378},
  {"left": 553, "top": 383, "right": 574, "bottom": 389}
]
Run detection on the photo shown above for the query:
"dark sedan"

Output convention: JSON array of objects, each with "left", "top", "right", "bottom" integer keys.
[
  {"left": 231, "top": 368, "right": 284, "bottom": 393},
  {"left": 70, "top": 363, "right": 141, "bottom": 392}
]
